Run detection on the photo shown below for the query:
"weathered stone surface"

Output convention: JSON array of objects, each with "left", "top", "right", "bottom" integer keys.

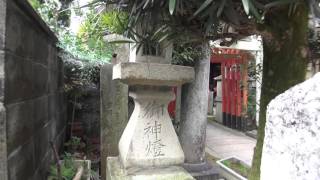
[
  {"left": 101, "top": 63, "right": 128, "bottom": 179},
  {"left": 48, "top": 45, "right": 58, "bottom": 70},
  {"left": 1, "top": 1, "right": 65, "bottom": 179},
  {"left": 0, "top": 50, "right": 5, "bottom": 101},
  {"left": 104, "top": 34, "right": 131, "bottom": 64},
  {"left": 174, "top": 86, "right": 182, "bottom": 126},
  {"left": 48, "top": 69, "right": 58, "bottom": 93},
  {"left": 113, "top": 62, "right": 195, "bottom": 86},
  {"left": 48, "top": 93, "right": 58, "bottom": 119},
  {"left": 104, "top": 34, "right": 133, "bottom": 43},
  {"left": 33, "top": 122, "right": 51, "bottom": 166},
  {"left": 57, "top": 57, "right": 64, "bottom": 89},
  {"left": 119, "top": 86, "right": 185, "bottom": 168},
  {"left": 0, "top": 3, "right": 6, "bottom": 178},
  {"left": 5, "top": 0, "right": 54, "bottom": 61},
  {"left": 33, "top": 95, "right": 49, "bottom": 131},
  {"left": 33, "top": 63, "right": 48, "bottom": 97},
  {"left": 6, "top": 100, "right": 34, "bottom": 153},
  {"left": 0, "top": 0, "right": 6, "bottom": 50},
  {"left": 260, "top": 73, "right": 320, "bottom": 180},
  {"left": 0, "top": 103, "right": 8, "bottom": 180},
  {"left": 32, "top": 150, "right": 52, "bottom": 180},
  {"left": 5, "top": 53, "right": 33, "bottom": 104},
  {"left": 6, "top": 1, "right": 35, "bottom": 59},
  {"left": 7, "top": 140, "right": 36, "bottom": 180},
  {"left": 107, "top": 157, "right": 195, "bottom": 180}
]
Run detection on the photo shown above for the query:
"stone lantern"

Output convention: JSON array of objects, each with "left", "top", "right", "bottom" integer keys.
[{"left": 106, "top": 41, "right": 195, "bottom": 179}]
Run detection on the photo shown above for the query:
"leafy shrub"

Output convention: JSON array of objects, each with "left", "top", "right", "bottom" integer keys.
[
  {"left": 62, "top": 53, "right": 103, "bottom": 97},
  {"left": 48, "top": 153, "right": 77, "bottom": 180},
  {"left": 59, "top": 30, "right": 113, "bottom": 63},
  {"left": 100, "top": 10, "right": 129, "bottom": 34},
  {"left": 172, "top": 44, "right": 202, "bottom": 65},
  {"left": 28, "top": 0, "right": 114, "bottom": 63}
]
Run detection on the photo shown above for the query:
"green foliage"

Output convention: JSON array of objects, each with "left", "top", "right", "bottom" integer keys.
[
  {"left": 28, "top": 0, "right": 61, "bottom": 32},
  {"left": 62, "top": 54, "right": 102, "bottom": 97},
  {"left": 48, "top": 153, "right": 77, "bottom": 180},
  {"left": 169, "top": 0, "right": 176, "bottom": 15},
  {"left": 172, "top": 44, "right": 202, "bottom": 65},
  {"left": 59, "top": 30, "right": 113, "bottom": 63},
  {"left": 28, "top": 0, "right": 41, "bottom": 9},
  {"left": 64, "top": 136, "right": 81, "bottom": 148},
  {"left": 247, "top": 89, "right": 256, "bottom": 120},
  {"left": 100, "top": 11, "right": 129, "bottom": 34},
  {"left": 28, "top": 0, "right": 113, "bottom": 63}
]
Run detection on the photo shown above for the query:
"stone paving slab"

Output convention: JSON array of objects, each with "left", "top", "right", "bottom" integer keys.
[{"left": 206, "top": 122, "right": 256, "bottom": 165}]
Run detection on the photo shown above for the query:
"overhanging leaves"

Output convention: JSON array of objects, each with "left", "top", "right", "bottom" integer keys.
[
  {"left": 169, "top": 0, "right": 176, "bottom": 15},
  {"left": 193, "top": 0, "right": 214, "bottom": 17},
  {"left": 242, "top": 0, "right": 250, "bottom": 15}
]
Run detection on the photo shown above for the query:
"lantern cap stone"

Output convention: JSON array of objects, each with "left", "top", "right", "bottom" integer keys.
[{"left": 112, "top": 62, "right": 195, "bottom": 86}]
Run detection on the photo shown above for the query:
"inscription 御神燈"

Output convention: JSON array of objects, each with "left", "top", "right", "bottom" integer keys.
[{"left": 144, "top": 121, "right": 166, "bottom": 157}]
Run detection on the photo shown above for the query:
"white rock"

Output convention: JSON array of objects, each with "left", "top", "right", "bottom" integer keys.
[{"left": 261, "top": 73, "right": 320, "bottom": 180}]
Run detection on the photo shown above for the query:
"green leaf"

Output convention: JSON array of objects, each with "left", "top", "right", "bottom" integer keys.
[
  {"left": 152, "top": 25, "right": 169, "bottom": 39},
  {"left": 169, "top": 0, "right": 176, "bottom": 15},
  {"left": 108, "top": 40, "right": 135, "bottom": 44},
  {"left": 158, "top": 33, "right": 170, "bottom": 43},
  {"left": 193, "top": 0, "right": 214, "bottom": 17},
  {"left": 143, "top": 0, "right": 150, "bottom": 9},
  {"left": 241, "top": 0, "right": 250, "bottom": 15},
  {"left": 249, "top": 0, "right": 261, "bottom": 21}
]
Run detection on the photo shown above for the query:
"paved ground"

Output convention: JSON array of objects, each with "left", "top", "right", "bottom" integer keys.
[{"left": 206, "top": 122, "right": 256, "bottom": 165}]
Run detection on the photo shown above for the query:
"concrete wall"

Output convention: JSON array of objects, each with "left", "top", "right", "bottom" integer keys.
[{"left": 0, "top": 1, "right": 66, "bottom": 179}]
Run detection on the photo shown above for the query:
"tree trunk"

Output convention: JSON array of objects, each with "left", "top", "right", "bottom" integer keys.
[
  {"left": 179, "top": 42, "right": 210, "bottom": 164},
  {"left": 249, "top": 3, "right": 308, "bottom": 180}
]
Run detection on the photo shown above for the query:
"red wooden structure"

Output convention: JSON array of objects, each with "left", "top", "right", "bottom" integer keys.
[
  {"left": 167, "top": 48, "right": 249, "bottom": 130},
  {"left": 168, "top": 87, "right": 177, "bottom": 118},
  {"left": 211, "top": 48, "right": 248, "bottom": 130}
]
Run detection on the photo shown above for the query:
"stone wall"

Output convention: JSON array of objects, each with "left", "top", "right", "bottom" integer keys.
[{"left": 0, "top": 1, "right": 66, "bottom": 180}]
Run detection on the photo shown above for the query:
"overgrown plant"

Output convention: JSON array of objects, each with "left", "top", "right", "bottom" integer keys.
[
  {"left": 64, "top": 136, "right": 85, "bottom": 153},
  {"left": 172, "top": 43, "right": 203, "bottom": 65},
  {"left": 28, "top": 0, "right": 114, "bottom": 62},
  {"left": 48, "top": 153, "right": 77, "bottom": 180}
]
